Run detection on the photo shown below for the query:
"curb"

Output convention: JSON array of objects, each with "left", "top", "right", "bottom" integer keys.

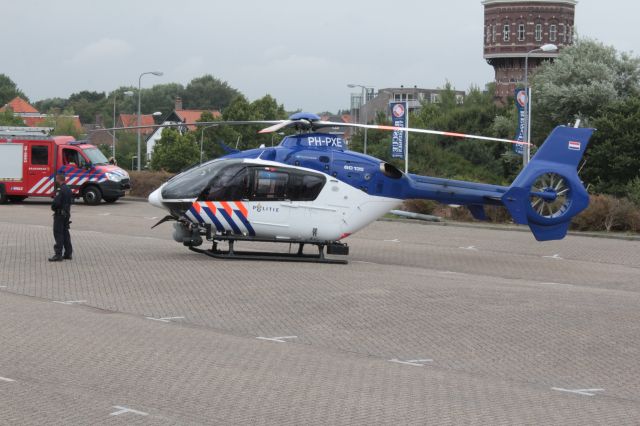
[{"left": 381, "top": 216, "right": 640, "bottom": 242}]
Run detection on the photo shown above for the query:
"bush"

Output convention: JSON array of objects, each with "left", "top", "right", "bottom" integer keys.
[
  {"left": 626, "top": 177, "right": 640, "bottom": 207},
  {"left": 401, "top": 199, "right": 438, "bottom": 215},
  {"left": 571, "top": 194, "right": 640, "bottom": 232},
  {"left": 128, "top": 170, "right": 174, "bottom": 198}
]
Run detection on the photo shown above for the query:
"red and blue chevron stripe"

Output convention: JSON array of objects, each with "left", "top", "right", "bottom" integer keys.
[{"left": 186, "top": 201, "right": 255, "bottom": 236}]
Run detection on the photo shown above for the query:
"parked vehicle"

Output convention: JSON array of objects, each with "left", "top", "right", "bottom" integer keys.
[{"left": 0, "top": 127, "right": 130, "bottom": 205}]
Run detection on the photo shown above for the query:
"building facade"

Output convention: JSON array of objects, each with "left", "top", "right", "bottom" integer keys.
[
  {"left": 353, "top": 87, "right": 466, "bottom": 126},
  {"left": 482, "top": 0, "right": 576, "bottom": 99}
]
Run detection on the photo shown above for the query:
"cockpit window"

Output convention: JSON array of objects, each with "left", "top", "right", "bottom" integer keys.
[{"left": 161, "top": 160, "right": 241, "bottom": 200}]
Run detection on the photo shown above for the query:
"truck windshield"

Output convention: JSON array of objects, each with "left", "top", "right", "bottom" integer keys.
[{"left": 83, "top": 147, "right": 109, "bottom": 165}]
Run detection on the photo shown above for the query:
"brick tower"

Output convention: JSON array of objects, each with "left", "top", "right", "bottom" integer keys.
[{"left": 482, "top": 0, "right": 576, "bottom": 100}]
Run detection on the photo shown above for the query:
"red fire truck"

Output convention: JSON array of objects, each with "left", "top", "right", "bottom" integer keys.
[{"left": 0, "top": 127, "right": 131, "bottom": 205}]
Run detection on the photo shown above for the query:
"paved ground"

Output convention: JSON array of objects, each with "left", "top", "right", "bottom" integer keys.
[{"left": 1, "top": 198, "right": 639, "bottom": 425}]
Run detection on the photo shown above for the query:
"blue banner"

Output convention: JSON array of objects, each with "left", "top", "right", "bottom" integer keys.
[
  {"left": 390, "top": 102, "right": 407, "bottom": 158},
  {"left": 514, "top": 88, "right": 526, "bottom": 156}
]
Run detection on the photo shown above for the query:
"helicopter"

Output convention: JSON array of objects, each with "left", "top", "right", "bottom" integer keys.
[{"left": 146, "top": 112, "right": 594, "bottom": 264}]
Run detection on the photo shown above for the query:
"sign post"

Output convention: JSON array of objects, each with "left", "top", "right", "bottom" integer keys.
[
  {"left": 390, "top": 102, "right": 409, "bottom": 173},
  {"left": 514, "top": 88, "right": 526, "bottom": 156}
]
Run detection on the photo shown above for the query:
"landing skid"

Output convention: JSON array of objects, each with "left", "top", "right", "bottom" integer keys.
[{"left": 188, "top": 234, "right": 348, "bottom": 264}]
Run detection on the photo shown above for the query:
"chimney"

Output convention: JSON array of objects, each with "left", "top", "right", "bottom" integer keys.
[{"left": 175, "top": 97, "right": 183, "bottom": 111}]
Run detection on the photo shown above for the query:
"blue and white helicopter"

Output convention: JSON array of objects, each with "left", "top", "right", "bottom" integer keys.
[{"left": 147, "top": 113, "right": 594, "bottom": 264}]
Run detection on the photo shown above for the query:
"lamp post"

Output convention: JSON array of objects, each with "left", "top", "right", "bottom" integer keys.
[
  {"left": 523, "top": 44, "right": 557, "bottom": 166},
  {"left": 112, "top": 90, "right": 133, "bottom": 161},
  {"left": 347, "top": 83, "right": 372, "bottom": 154},
  {"left": 199, "top": 123, "right": 219, "bottom": 164},
  {"left": 137, "top": 71, "right": 163, "bottom": 171}
]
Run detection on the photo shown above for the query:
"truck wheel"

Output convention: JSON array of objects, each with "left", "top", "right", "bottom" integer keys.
[
  {"left": 104, "top": 197, "right": 119, "bottom": 203},
  {"left": 83, "top": 186, "right": 102, "bottom": 205},
  {"left": 0, "top": 187, "right": 7, "bottom": 205},
  {"left": 8, "top": 196, "right": 26, "bottom": 203}
]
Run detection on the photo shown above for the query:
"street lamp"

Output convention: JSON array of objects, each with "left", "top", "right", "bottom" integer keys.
[
  {"left": 199, "top": 123, "right": 219, "bottom": 164},
  {"left": 523, "top": 43, "right": 557, "bottom": 166},
  {"left": 137, "top": 71, "right": 163, "bottom": 171},
  {"left": 347, "top": 83, "right": 372, "bottom": 154},
  {"left": 112, "top": 90, "right": 133, "bottom": 161}
]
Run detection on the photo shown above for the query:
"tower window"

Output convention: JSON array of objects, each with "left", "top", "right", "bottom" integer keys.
[
  {"left": 549, "top": 25, "right": 557, "bottom": 42},
  {"left": 503, "top": 24, "right": 510, "bottom": 42},
  {"left": 492, "top": 25, "right": 496, "bottom": 43},
  {"left": 560, "top": 23, "right": 566, "bottom": 42},
  {"left": 535, "top": 24, "right": 542, "bottom": 41},
  {"left": 518, "top": 24, "right": 525, "bottom": 41}
]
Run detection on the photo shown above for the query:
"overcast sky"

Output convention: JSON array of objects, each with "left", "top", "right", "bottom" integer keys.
[{"left": 4, "top": 0, "right": 639, "bottom": 113}]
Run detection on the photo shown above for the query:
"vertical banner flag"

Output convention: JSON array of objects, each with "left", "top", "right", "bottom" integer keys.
[
  {"left": 514, "top": 88, "right": 526, "bottom": 156},
  {"left": 390, "top": 102, "right": 407, "bottom": 158}
]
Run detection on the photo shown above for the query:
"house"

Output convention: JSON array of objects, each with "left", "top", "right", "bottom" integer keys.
[
  {"left": 145, "top": 97, "right": 221, "bottom": 161},
  {"left": 319, "top": 113, "right": 353, "bottom": 140},
  {"left": 0, "top": 97, "right": 82, "bottom": 131},
  {"left": 161, "top": 97, "right": 221, "bottom": 131},
  {"left": 117, "top": 113, "right": 157, "bottom": 135}
]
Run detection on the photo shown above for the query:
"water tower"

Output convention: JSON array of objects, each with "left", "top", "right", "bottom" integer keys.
[{"left": 482, "top": 0, "right": 576, "bottom": 100}]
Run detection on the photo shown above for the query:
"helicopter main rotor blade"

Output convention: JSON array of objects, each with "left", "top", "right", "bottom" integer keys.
[
  {"left": 313, "top": 121, "right": 528, "bottom": 146},
  {"left": 93, "top": 120, "right": 283, "bottom": 133},
  {"left": 258, "top": 120, "right": 294, "bottom": 134}
]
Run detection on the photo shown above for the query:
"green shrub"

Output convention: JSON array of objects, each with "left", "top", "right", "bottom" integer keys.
[
  {"left": 128, "top": 170, "right": 174, "bottom": 198},
  {"left": 625, "top": 177, "right": 640, "bottom": 207}
]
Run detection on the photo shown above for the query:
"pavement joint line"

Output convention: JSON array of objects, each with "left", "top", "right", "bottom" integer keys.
[
  {"left": 459, "top": 245, "right": 478, "bottom": 251},
  {"left": 551, "top": 387, "right": 605, "bottom": 397},
  {"left": 388, "top": 358, "right": 433, "bottom": 367},
  {"left": 0, "top": 376, "right": 15, "bottom": 382},
  {"left": 383, "top": 238, "right": 400, "bottom": 243},
  {"left": 256, "top": 336, "right": 298, "bottom": 343},
  {"left": 146, "top": 316, "right": 185, "bottom": 323},
  {"left": 543, "top": 253, "right": 564, "bottom": 260},
  {"left": 52, "top": 300, "right": 87, "bottom": 305},
  {"left": 109, "top": 406, "right": 149, "bottom": 416}
]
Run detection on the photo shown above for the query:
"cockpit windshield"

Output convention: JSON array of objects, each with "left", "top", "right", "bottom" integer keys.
[{"left": 161, "top": 160, "right": 243, "bottom": 200}]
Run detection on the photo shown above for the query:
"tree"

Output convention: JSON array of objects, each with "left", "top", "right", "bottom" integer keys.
[
  {"left": 150, "top": 128, "right": 199, "bottom": 172},
  {"left": 183, "top": 75, "right": 240, "bottom": 110},
  {"left": 67, "top": 91, "right": 107, "bottom": 124},
  {"left": 531, "top": 38, "right": 640, "bottom": 142},
  {"left": 35, "top": 97, "right": 68, "bottom": 115},
  {"left": 139, "top": 83, "right": 185, "bottom": 115},
  {"left": 0, "top": 74, "right": 27, "bottom": 106},
  {"left": 582, "top": 97, "right": 640, "bottom": 195},
  {"left": 39, "top": 108, "right": 82, "bottom": 139},
  {"left": 0, "top": 109, "right": 25, "bottom": 126}
]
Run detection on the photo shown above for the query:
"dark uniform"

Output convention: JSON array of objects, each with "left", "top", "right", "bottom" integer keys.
[{"left": 50, "top": 180, "right": 73, "bottom": 261}]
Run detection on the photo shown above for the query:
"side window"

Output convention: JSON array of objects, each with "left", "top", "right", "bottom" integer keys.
[
  {"left": 31, "top": 145, "right": 48, "bottom": 165},
  {"left": 204, "top": 165, "right": 248, "bottom": 201},
  {"left": 287, "top": 173, "right": 325, "bottom": 201},
  {"left": 251, "top": 169, "right": 288, "bottom": 200},
  {"left": 63, "top": 149, "right": 80, "bottom": 166}
]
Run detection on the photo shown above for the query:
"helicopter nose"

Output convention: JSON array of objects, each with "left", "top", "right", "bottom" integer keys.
[{"left": 148, "top": 186, "right": 164, "bottom": 209}]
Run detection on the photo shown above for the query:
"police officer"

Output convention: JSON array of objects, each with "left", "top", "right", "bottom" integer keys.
[{"left": 49, "top": 172, "right": 73, "bottom": 262}]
